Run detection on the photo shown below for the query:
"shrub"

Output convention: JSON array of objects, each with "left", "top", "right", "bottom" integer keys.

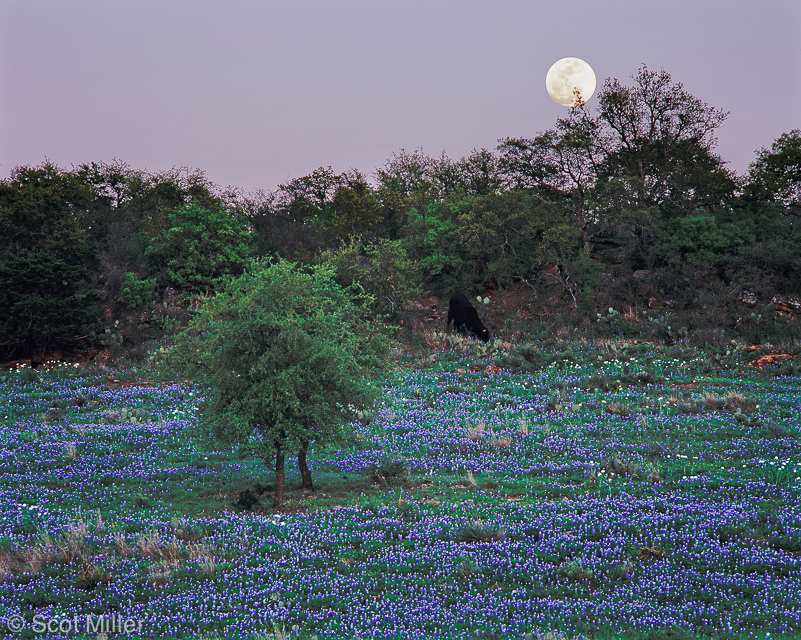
[
  {"left": 365, "top": 459, "right": 410, "bottom": 485},
  {"left": 318, "top": 237, "right": 422, "bottom": 318},
  {"left": 234, "top": 489, "right": 260, "bottom": 511},
  {"left": 494, "top": 345, "right": 554, "bottom": 373},
  {"left": 118, "top": 272, "right": 156, "bottom": 309},
  {"left": 145, "top": 202, "right": 256, "bottom": 297},
  {"left": 455, "top": 522, "right": 505, "bottom": 544}
]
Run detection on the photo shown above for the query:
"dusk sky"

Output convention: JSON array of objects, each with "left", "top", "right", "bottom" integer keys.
[{"left": 2, "top": 0, "right": 799, "bottom": 195}]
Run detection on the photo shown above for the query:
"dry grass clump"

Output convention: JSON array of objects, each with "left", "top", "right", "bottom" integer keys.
[
  {"left": 75, "top": 561, "right": 111, "bottom": 590},
  {"left": 702, "top": 391, "right": 757, "bottom": 413},
  {"left": 0, "top": 520, "right": 94, "bottom": 576},
  {"left": 467, "top": 421, "right": 486, "bottom": 442},
  {"left": 113, "top": 532, "right": 131, "bottom": 556},
  {"left": 676, "top": 399, "right": 703, "bottom": 415},
  {"left": 723, "top": 391, "right": 756, "bottom": 412},
  {"left": 187, "top": 544, "right": 217, "bottom": 577},
  {"left": 0, "top": 544, "right": 50, "bottom": 576},
  {"left": 147, "top": 559, "right": 182, "bottom": 586},
  {"left": 139, "top": 537, "right": 217, "bottom": 585},
  {"left": 489, "top": 436, "right": 512, "bottom": 449},
  {"left": 466, "top": 421, "right": 511, "bottom": 449},
  {"left": 137, "top": 531, "right": 184, "bottom": 562},
  {"left": 0, "top": 515, "right": 221, "bottom": 591},
  {"left": 604, "top": 402, "right": 630, "bottom": 417},
  {"left": 664, "top": 394, "right": 705, "bottom": 415},
  {"left": 466, "top": 470, "right": 478, "bottom": 488}
]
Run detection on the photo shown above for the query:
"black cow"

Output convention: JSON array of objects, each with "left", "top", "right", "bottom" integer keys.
[{"left": 447, "top": 293, "right": 490, "bottom": 343}]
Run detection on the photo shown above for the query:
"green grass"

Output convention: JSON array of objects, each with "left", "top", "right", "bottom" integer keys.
[{"left": 1, "top": 340, "right": 800, "bottom": 638}]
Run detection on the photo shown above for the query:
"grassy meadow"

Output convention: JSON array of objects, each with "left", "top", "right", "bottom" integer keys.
[{"left": 1, "top": 338, "right": 800, "bottom": 640}]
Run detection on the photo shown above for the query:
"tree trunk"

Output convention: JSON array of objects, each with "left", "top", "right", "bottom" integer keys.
[
  {"left": 298, "top": 439, "right": 314, "bottom": 492},
  {"left": 273, "top": 448, "right": 286, "bottom": 508}
]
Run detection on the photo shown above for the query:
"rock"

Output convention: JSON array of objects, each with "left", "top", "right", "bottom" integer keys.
[
  {"left": 738, "top": 290, "right": 758, "bottom": 306},
  {"left": 771, "top": 295, "right": 801, "bottom": 319},
  {"left": 633, "top": 269, "right": 650, "bottom": 279},
  {"left": 747, "top": 353, "right": 792, "bottom": 368}
]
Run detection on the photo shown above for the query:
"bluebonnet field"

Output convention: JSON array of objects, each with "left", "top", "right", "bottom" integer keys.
[{"left": 1, "top": 340, "right": 800, "bottom": 640}]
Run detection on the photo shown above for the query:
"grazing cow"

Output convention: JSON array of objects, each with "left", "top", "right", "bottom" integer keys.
[{"left": 447, "top": 293, "right": 490, "bottom": 343}]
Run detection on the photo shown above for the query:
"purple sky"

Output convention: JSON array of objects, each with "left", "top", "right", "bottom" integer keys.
[{"left": 2, "top": 0, "right": 799, "bottom": 195}]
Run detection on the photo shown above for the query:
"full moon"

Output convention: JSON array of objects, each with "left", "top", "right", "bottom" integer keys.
[{"left": 546, "top": 57, "right": 596, "bottom": 107}]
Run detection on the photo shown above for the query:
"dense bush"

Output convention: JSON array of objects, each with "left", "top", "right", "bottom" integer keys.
[
  {"left": 650, "top": 214, "right": 753, "bottom": 274},
  {"left": 401, "top": 191, "right": 572, "bottom": 292},
  {"left": 318, "top": 237, "right": 422, "bottom": 318},
  {"left": 145, "top": 202, "right": 257, "bottom": 297},
  {"left": 0, "top": 162, "right": 98, "bottom": 358},
  {"left": 118, "top": 272, "right": 157, "bottom": 310}
]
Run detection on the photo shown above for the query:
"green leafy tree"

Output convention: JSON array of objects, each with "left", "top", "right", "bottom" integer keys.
[
  {"left": 329, "top": 170, "right": 383, "bottom": 240},
  {"left": 402, "top": 190, "right": 574, "bottom": 292},
  {"left": 452, "top": 193, "right": 527, "bottom": 285},
  {"left": 499, "top": 121, "right": 603, "bottom": 250},
  {"left": 729, "top": 232, "right": 801, "bottom": 296},
  {"left": 79, "top": 162, "right": 230, "bottom": 242},
  {"left": 651, "top": 213, "right": 754, "bottom": 272},
  {"left": 372, "top": 185, "right": 411, "bottom": 241},
  {"left": 145, "top": 202, "right": 257, "bottom": 297},
  {"left": 0, "top": 162, "right": 97, "bottom": 358},
  {"left": 276, "top": 165, "right": 343, "bottom": 225},
  {"left": 375, "top": 147, "right": 506, "bottom": 208},
  {"left": 454, "top": 148, "right": 504, "bottom": 196},
  {"left": 375, "top": 148, "right": 440, "bottom": 207},
  {"left": 723, "top": 200, "right": 801, "bottom": 297},
  {"left": 401, "top": 202, "right": 467, "bottom": 290},
  {"left": 166, "top": 258, "right": 394, "bottom": 507},
  {"left": 318, "top": 238, "right": 422, "bottom": 318},
  {"left": 745, "top": 129, "right": 801, "bottom": 216},
  {"left": 498, "top": 65, "right": 735, "bottom": 248},
  {"left": 253, "top": 166, "right": 352, "bottom": 257},
  {"left": 245, "top": 191, "right": 328, "bottom": 261},
  {"left": 594, "top": 65, "right": 733, "bottom": 214},
  {"left": 76, "top": 161, "right": 237, "bottom": 302}
]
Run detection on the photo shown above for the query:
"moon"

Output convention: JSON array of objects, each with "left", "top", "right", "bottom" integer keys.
[{"left": 546, "top": 57, "right": 596, "bottom": 107}]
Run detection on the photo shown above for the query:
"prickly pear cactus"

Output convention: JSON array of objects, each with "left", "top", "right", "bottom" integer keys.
[{"left": 119, "top": 407, "right": 146, "bottom": 424}]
